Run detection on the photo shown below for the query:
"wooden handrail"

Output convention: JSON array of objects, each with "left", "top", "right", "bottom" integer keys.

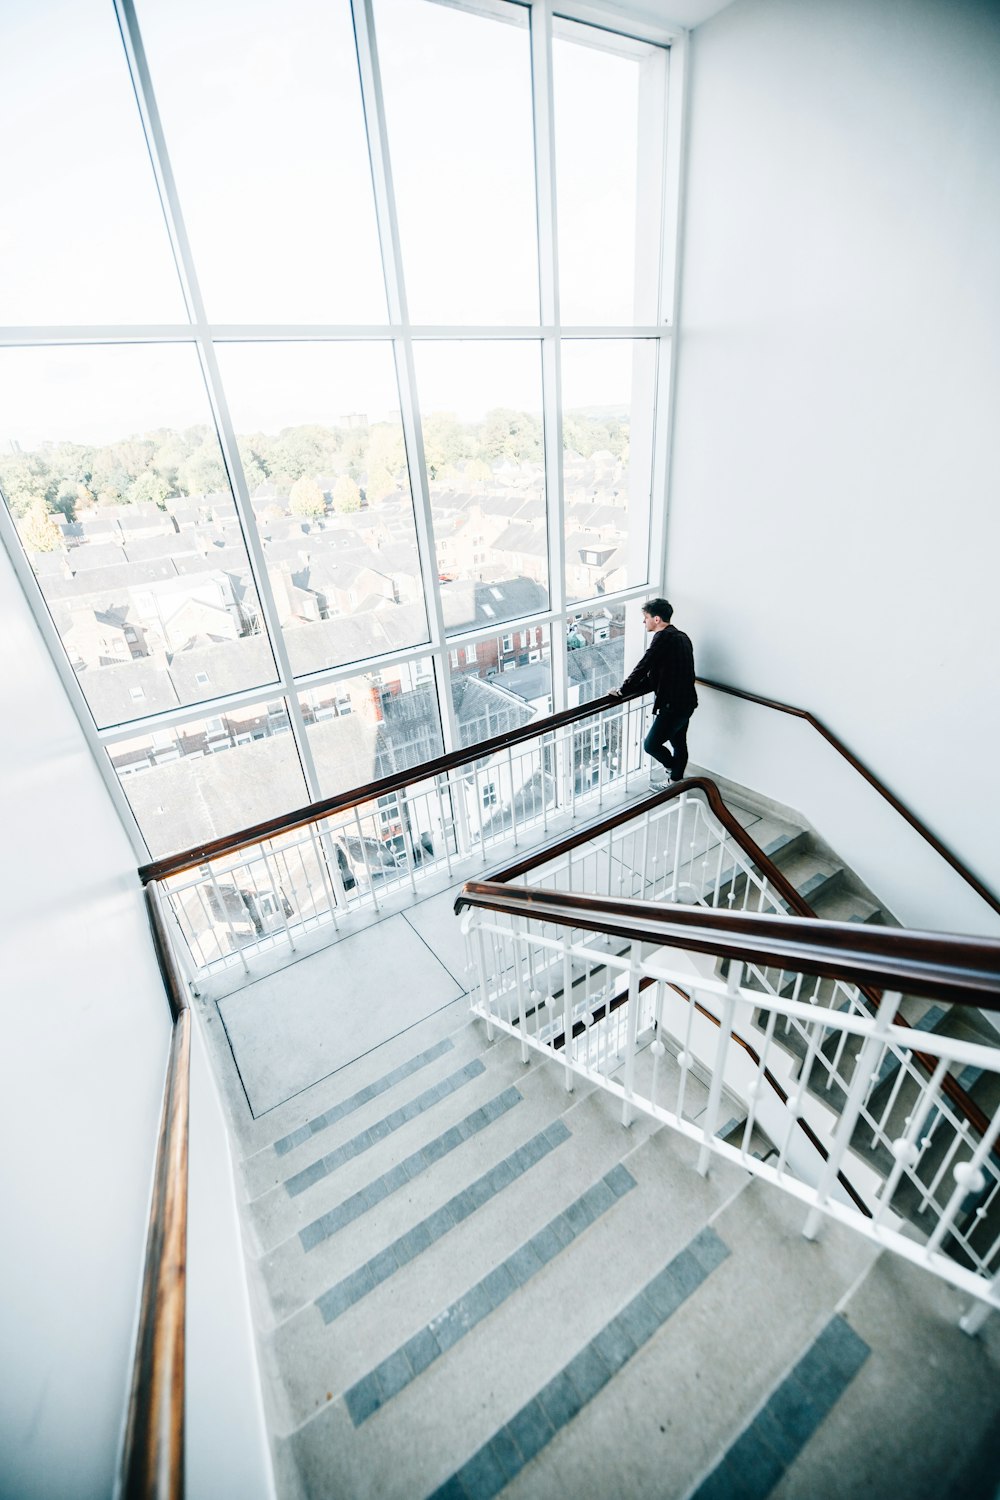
[
  {"left": 455, "top": 881, "right": 1000, "bottom": 1010},
  {"left": 138, "top": 677, "right": 1000, "bottom": 927},
  {"left": 468, "top": 776, "right": 999, "bottom": 1151},
  {"left": 137, "top": 691, "right": 629, "bottom": 884},
  {"left": 696, "top": 676, "right": 1000, "bottom": 920},
  {"left": 120, "top": 887, "right": 190, "bottom": 1500}
]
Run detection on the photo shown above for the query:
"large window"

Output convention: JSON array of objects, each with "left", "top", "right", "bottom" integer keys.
[{"left": 0, "top": 0, "right": 675, "bottom": 860}]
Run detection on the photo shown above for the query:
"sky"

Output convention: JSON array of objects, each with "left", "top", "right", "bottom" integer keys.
[{"left": 0, "top": 0, "right": 665, "bottom": 447}]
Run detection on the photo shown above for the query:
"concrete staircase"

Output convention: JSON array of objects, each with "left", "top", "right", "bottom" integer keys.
[{"left": 211, "top": 991, "right": 1000, "bottom": 1500}]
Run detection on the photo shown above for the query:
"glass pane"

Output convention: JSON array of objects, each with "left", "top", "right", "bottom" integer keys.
[
  {"left": 216, "top": 341, "right": 429, "bottom": 676},
  {"left": 0, "top": 343, "right": 277, "bottom": 728},
  {"left": 413, "top": 341, "right": 547, "bottom": 634},
  {"left": 374, "top": 0, "right": 538, "bottom": 323},
  {"left": 566, "top": 603, "right": 626, "bottom": 704},
  {"left": 553, "top": 21, "right": 666, "bottom": 325},
  {"left": 136, "top": 0, "right": 386, "bottom": 321},
  {"left": 0, "top": 0, "right": 184, "bottom": 323},
  {"left": 111, "top": 698, "right": 307, "bottom": 857},
  {"left": 300, "top": 658, "right": 442, "bottom": 799},
  {"left": 451, "top": 625, "right": 551, "bottom": 746},
  {"left": 562, "top": 339, "right": 656, "bottom": 606}
]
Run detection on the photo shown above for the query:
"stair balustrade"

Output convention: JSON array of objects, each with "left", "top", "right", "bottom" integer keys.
[
  {"left": 140, "top": 693, "right": 652, "bottom": 981},
  {"left": 456, "top": 787, "right": 1000, "bottom": 1324}
]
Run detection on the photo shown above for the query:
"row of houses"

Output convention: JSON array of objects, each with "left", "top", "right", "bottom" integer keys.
[{"left": 114, "top": 632, "right": 625, "bottom": 859}]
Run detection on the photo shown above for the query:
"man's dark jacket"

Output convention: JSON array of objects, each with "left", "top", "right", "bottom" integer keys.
[{"left": 619, "top": 624, "right": 698, "bottom": 717}]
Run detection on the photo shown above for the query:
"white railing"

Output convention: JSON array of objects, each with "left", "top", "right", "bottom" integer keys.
[
  {"left": 461, "top": 791, "right": 1000, "bottom": 1323},
  {"left": 157, "top": 694, "right": 651, "bottom": 980}
]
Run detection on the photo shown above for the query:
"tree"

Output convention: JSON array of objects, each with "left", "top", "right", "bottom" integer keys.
[
  {"left": 52, "top": 486, "right": 78, "bottom": 522},
  {"left": 481, "top": 408, "right": 542, "bottom": 463},
  {"left": 19, "top": 499, "right": 62, "bottom": 553},
  {"left": 464, "top": 457, "right": 492, "bottom": 490},
  {"left": 331, "top": 474, "right": 362, "bottom": 514},
  {"left": 289, "top": 476, "right": 327, "bottom": 518},
  {"left": 178, "top": 440, "right": 227, "bottom": 497},
  {"left": 0, "top": 456, "right": 51, "bottom": 517},
  {"left": 128, "top": 470, "right": 172, "bottom": 508},
  {"left": 423, "top": 412, "right": 468, "bottom": 477},
  {"left": 365, "top": 464, "right": 398, "bottom": 503}
]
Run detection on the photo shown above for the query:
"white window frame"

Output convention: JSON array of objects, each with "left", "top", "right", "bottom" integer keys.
[{"left": 0, "top": 0, "right": 685, "bottom": 863}]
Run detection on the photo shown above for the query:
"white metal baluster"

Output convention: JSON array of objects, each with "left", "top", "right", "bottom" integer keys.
[
  {"left": 826, "top": 984, "right": 859, "bottom": 1082},
  {"left": 873, "top": 1055, "right": 950, "bottom": 1227},
  {"left": 473, "top": 919, "right": 493, "bottom": 1038},
  {"left": 307, "top": 825, "right": 340, "bottom": 932},
  {"left": 433, "top": 775, "right": 455, "bottom": 876},
  {"left": 205, "top": 861, "right": 249, "bottom": 975},
  {"left": 711, "top": 832, "right": 725, "bottom": 909},
  {"left": 784, "top": 971, "right": 804, "bottom": 1035},
  {"left": 173, "top": 883, "right": 208, "bottom": 973},
  {"left": 349, "top": 807, "right": 379, "bottom": 911},
  {"left": 540, "top": 734, "right": 550, "bottom": 834},
  {"left": 393, "top": 788, "right": 419, "bottom": 896},
  {"left": 596, "top": 710, "right": 606, "bottom": 810},
  {"left": 698, "top": 964, "right": 741, "bottom": 1175},
  {"left": 649, "top": 981, "right": 666, "bottom": 1112},
  {"left": 743, "top": 1005, "right": 779, "bottom": 1157},
  {"left": 960, "top": 1272, "right": 1000, "bottom": 1337},
  {"left": 451, "top": 767, "right": 473, "bottom": 860},
  {"left": 504, "top": 744, "right": 517, "bottom": 846},
  {"left": 676, "top": 981, "right": 697, "bottom": 1121},
  {"left": 621, "top": 951, "right": 642, "bottom": 1126},
  {"left": 926, "top": 1107, "right": 1000, "bottom": 1258},
  {"left": 919, "top": 1120, "right": 970, "bottom": 1215},
  {"left": 260, "top": 844, "right": 296, "bottom": 952},
  {"left": 872, "top": 1049, "right": 909, "bottom": 1142},
  {"left": 561, "top": 938, "right": 575, "bottom": 1091},
  {"left": 777, "top": 985, "right": 835, "bottom": 1178},
  {"left": 638, "top": 804, "right": 652, "bottom": 902},
  {"left": 668, "top": 792, "right": 685, "bottom": 900},
  {"left": 802, "top": 992, "right": 902, "bottom": 1238},
  {"left": 471, "top": 762, "right": 487, "bottom": 858}
]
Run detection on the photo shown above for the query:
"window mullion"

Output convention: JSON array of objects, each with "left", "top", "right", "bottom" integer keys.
[
  {"left": 116, "top": 0, "right": 322, "bottom": 803},
  {"left": 530, "top": 0, "right": 568, "bottom": 714},
  {"left": 653, "top": 32, "right": 689, "bottom": 584},
  {"left": 352, "top": 0, "right": 458, "bottom": 753}
]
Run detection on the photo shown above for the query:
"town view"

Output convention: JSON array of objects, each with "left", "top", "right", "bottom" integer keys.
[{"left": 1, "top": 404, "right": 637, "bottom": 856}]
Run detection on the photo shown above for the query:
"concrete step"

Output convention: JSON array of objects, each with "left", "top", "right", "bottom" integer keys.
[
  {"left": 241, "top": 1019, "right": 491, "bottom": 1201},
  {"left": 810, "top": 889, "right": 884, "bottom": 925},
  {"left": 766, "top": 1251, "right": 1000, "bottom": 1500},
  {"left": 246, "top": 1037, "right": 536, "bottom": 1257},
  {"left": 260, "top": 1084, "right": 668, "bottom": 1432},
  {"left": 769, "top": 851, "right": 845, "bottom": 910},
  {"left": 220, "top": 992, "right": 475, "bottom": 1160},
  {"left": 253, "top": 1055, "right": 604, "bottom": 1328},
  {"left": 273, "top": 1124, "right": 752, "bottom": 1500}
]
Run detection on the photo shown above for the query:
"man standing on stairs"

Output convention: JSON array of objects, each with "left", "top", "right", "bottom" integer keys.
[{"left": 610, "top": 597, "right": 698, "bottom": 783}]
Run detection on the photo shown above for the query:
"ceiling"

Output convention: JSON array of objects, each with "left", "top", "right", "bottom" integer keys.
[{"left": 596, "top": 0, "right": 736, "bottom": 32}]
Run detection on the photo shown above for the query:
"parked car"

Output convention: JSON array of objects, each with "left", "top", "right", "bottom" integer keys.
[{"left": 334, "top": 835, "right": 407, "bottom": 890}]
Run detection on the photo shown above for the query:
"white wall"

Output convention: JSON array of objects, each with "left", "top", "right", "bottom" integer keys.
[
  {"left": 0, "top": 532, "right": 276, "bottom": 1496},
  {"left": 668, "top": 0, "right": 1000, "bottom": 921},
  {"left": 187, "top": 1026, "right": 276, "bottom": 1500},
  {"left": 0, "top": 538, "right": 169, "bottom": 1497}
]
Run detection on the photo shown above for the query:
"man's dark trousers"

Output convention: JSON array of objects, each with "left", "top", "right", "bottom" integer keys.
[{"left": 644, "top": 710, "right": 691, "bottom": 780}]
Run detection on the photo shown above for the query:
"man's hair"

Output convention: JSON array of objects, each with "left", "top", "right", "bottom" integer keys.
[{"left": 641, "top": 597, "right": 673, "bottom": 622}]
